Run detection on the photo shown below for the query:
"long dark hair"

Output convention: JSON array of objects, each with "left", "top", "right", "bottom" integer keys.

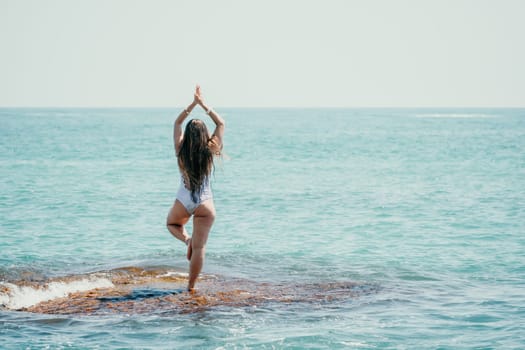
[{"left": 177, "top": 119, "right": 214, "bottom": 202}]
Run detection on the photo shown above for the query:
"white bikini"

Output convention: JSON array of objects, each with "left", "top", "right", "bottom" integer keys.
[{"left": 176, "top": 176, "right": 212, "bottom": 214}]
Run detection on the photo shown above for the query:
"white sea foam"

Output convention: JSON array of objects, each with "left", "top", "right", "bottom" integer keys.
[
  {"left": 158, "top": 271, "right": 189, "bottom": 278},
  {"left": 0, "top": 277, "right": 114, "bottom": 310},
  {"left": 415, "top": 113, "right": 495, "bottom": 118}
]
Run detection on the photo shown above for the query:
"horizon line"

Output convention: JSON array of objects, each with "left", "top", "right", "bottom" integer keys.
[{"left": 1, "top": 105, "right": 524, "bottom": 109}]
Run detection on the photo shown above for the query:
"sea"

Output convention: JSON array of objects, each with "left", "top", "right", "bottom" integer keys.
[{"left": 0, "top": 107, "right": 524, "bottom": 349}]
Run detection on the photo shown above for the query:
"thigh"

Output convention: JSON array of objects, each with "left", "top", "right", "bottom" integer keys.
[
  {"left": 167, "top": 199, "right": 191, "bottom": 226},
  {"left": 191, "top": 200, "right": 216, "bottom": 249}
]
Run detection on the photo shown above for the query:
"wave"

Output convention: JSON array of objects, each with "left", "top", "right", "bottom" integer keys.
[{"left": 0, "top": 277, "right": 114, "bottom": 310}]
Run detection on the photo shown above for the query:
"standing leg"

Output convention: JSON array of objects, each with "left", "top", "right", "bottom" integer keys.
[{"left": 188, "top": 200, "right": 215, "bottom": 291}]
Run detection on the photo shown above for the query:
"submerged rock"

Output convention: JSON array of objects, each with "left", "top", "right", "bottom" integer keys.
[{"left": 0, "top": 265, "right": 379, "bottom": 315}]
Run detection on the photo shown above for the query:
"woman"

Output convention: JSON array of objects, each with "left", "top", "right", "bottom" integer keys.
[{"left": 166, "top": 85, "right": 225, "bottom": 292}]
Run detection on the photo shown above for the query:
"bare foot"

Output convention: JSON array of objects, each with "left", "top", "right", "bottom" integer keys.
[{"left": 186, "top": 238, "right": 193, "bottom": 261}]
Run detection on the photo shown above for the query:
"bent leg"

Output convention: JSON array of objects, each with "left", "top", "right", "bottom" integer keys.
[
  {"left": 166, "top": 200, "right": 191, "bottom": 244},
  {"left": 188, "top": 200, "right": 215, "bottom": 291}
]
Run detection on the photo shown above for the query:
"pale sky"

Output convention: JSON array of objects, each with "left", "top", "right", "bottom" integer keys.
[{"left": 1, "top": 0, "right": 524, "bottom": 107}]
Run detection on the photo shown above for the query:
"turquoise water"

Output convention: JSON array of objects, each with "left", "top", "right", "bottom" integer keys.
[{"left": 1, "top": 108, "right": 524, "bottom": 348}]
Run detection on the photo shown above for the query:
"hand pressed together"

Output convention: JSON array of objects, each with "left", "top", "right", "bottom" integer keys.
[{"left": 193, "top": 85, "right": 204, "bottom": 106}]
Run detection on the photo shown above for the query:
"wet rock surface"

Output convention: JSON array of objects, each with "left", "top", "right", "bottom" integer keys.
[{"left": 3, "top": 266, "right": 378, "bottom": 315}]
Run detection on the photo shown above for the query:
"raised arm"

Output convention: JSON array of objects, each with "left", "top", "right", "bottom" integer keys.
[
  {"left": 194, "top": 86, "right": 225, "bottom": 150},
  {"left": 173, "top": 95, "right": 199, "bottom": 154}
]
